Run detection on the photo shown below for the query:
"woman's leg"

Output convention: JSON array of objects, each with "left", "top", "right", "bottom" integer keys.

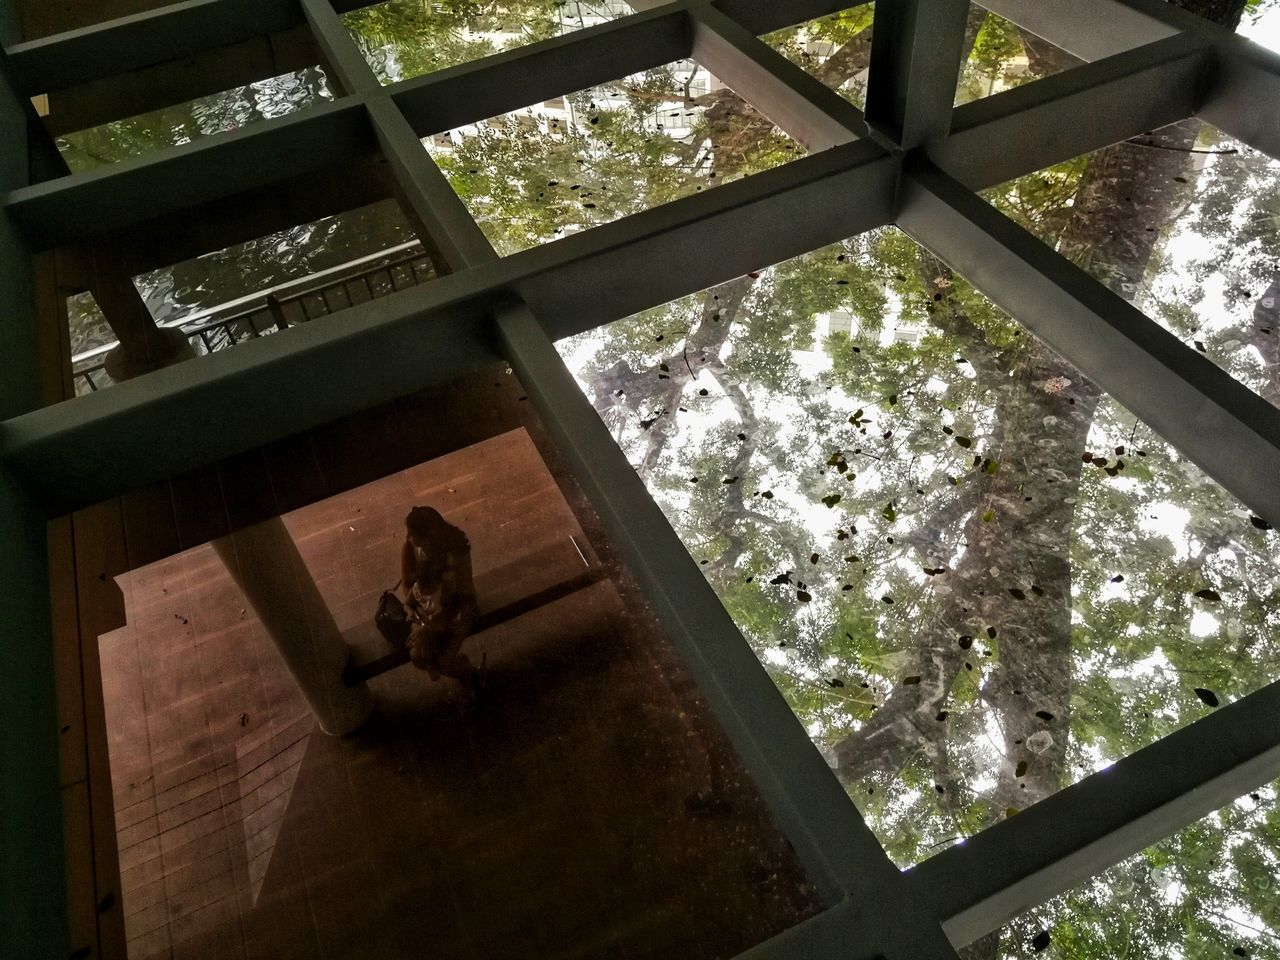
[
  {"left": 407, "top": 621, "right": 443, "bottom": 680},
  {"left": 435, "top": 628, "right": 477, "bottom": 684},
  {"left": 435, "top": 607, "right": 479, "bottom": 685}
]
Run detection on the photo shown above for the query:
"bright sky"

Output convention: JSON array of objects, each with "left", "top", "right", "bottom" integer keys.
[{"left": 1242, "top": 5, "right": 1280, "bottom": 52}]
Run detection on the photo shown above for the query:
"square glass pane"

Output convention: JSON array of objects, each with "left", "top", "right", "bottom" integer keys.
[
  {"left": 761, "top": 3, "right": 874, "bottom": 110},
  {"left": 425, "top": 60, "right": 805, "bottom": 255},
  {"left": 954, "top": 7, "right": 1078, "bottom": 107},
  {"left": 759, "top": 3, "right": 1078, "bottom": 114},
  {"left": 986, "top": 120, "right": 1280, "bottom": 411},
  {"left": 966, "top": 779, "right": 1280, "bottom": 959},
  {"left": 82, "top": 376, "right": 824, "bottom": 958},
  {"left": 343, "top": 0, "right": 636, "bottom": 85},
  {"left": 53, "top": 67, "right": 334, "bottom": 174},
  {"left": 556, "top": 227, "right": 1280, "bottom": 868}
]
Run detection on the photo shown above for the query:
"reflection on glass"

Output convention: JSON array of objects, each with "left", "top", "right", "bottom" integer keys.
[
  {"left": 954, "top": 7, "right": 1078, "bottom": 106},
  {"left": 761, "top": 3, "right": 874, "bottom": 110},
  {"left": 556, "top": 227, "right": 1280, "bottom": 868},
  {"left": 972, "top": 780, "right": 1280, "bottom": 959},
  {"left": 425, "top": 61, "right": 804, "bottom": 255},
  {"left": 97, "top": 426, "right": 821, "bottom": 958},
  {"left": 72, "top": 199, "right": 425, "bottom": 394},
  {"left": 343, "top": 0, "right": 636, "bottom": 85},
  {"left": 759, "top": 3, "right": 1080, "bottom": 113},
  {"left": 987, "top": 121, "right": 1280, "bottom": 411},
  {"left": 55, "top": 67, "right": 333, "bottom": 174}
]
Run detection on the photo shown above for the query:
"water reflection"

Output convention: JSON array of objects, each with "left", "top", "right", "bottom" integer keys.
[
  {"left": 973, "top": 780, "right": 1280, "bottom": 959},
  {"left": 70, "top": 200, "right": 424, "bottom": 395},
  {"left": 56, "top": 67, "right": 333, "bottom": 173},
  {"left": 987, "top": 123, "right": 1280, "bottom": 412}
]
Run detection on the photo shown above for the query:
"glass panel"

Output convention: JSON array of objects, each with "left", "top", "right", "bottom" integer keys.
[
  {"left": 54, "top": 67, "right": 334, "bottom": 174},
  {"left": 70, "top": 199, "right": 427, "bottom": 395},
  {"left": 343, "top": 0, "right": 636, "bottom": 85},
  {"left": 90, "top": 398, "right": 824, "bottom": 958},
  {"left": 761, "top": 3, "right": 874, "bottom": 111},
  {"left": 954, "top": 7, "right": 1078, "bottom": 107},
  {"left": 759, "top": 4, "right": 1078, "bottom": 113},
  {"left": 986, "top": 120, "right": 1280, "bottom": 411},
  {"left": 556, "top": 227, "right": 1280, "bottom": 867},
  {"left": 1242, "top": 4, "right": 1280, "bottom": 55},
  {"left": 425, "top": 60, "right": 805, "bottom": 255},
  {"left": 965, "top": 779, "right": 1280, "bottom": 959}
]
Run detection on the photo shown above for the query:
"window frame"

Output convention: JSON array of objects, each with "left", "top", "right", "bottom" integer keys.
[{"left": 2, "top": 0, "right": 1280, "bottom": 956}]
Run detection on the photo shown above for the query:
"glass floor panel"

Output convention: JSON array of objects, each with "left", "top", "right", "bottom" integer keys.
[
  {"left": 966, "top": 778, "right": 1280, "bottom": 959},
  {"left": 343, "top": 0, "right": 636, "bottom": 86},
  {"left": 424, "top": 59, "right": 805, "bottom": 255},
  {"left": 986, "top": 120, "right": 1280, "bottom": 412},
  {"left": 556, "top": 226, "right": 1280, "bottom": 868},
  {"left": 761, "top": 2, "right": 874, "bottom": 111},
  {"left": 954, "top": 5, "right": 1078, "bottom": 107}
]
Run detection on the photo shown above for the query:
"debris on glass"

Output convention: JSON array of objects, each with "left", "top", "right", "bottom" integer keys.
[
  {"left": 967, "top": 780, "right": 1280, "bottom": 959},
  {"left": 343, "top": 0, "right": 637, "bottom": 85},
  {"left": 424, "top": 60, "right": 805, "bottom": 255},
  {"left": 556, "top": 224, "right": 1280, "bottom": 868},
  {"left": 987, "top": 121, "right": 1280, "bottom": 411}
]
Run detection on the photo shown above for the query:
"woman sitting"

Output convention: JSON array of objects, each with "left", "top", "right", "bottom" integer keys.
[{"left": 400, "top": 506, "right": 480, "bottom": 684}]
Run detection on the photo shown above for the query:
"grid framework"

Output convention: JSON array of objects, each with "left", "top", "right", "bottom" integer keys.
[{"left": 1, "top": 0, "right": 1280, "bottom": 956}]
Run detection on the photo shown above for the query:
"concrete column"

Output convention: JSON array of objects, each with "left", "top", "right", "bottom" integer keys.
[
  {"left": 213, "top": 517, "right": 374, "bottom": 736},
  {"left": 84, "top": 245, "right": 190, "bottom": 380},
  {"left": 90, "top": 251, "right": 371, "bottom": 736},
  {"left": 72, "top": 245, "right": 189, "bottom": 381}
]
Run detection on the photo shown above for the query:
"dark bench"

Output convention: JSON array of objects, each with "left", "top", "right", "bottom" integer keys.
[{"left": 342, "top": 566, "right": 610, "bottom": 686}]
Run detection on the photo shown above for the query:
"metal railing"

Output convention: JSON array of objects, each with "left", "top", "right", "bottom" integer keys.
[{"left": 72, "top": 240, "right": 436, "bottom": 395}]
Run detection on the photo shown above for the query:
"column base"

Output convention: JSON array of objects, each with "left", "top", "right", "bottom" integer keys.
[{"left": 103, "top": 326, "right": 192, "bottom": 380}]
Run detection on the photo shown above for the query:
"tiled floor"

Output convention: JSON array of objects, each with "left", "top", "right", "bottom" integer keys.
[{"left": 99, "top": 429, "right": 822, "bottom": 960}]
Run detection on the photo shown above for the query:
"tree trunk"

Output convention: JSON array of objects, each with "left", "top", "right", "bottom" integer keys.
[
  {"left": 833, "top": 16, "right": 1208, "bottom": 832},
  {"left": 590, "top": 275, "right": 756, "bottom": 476},
  {"left": 1249, "top": 274, "right": 1280, "bottom": 409}
]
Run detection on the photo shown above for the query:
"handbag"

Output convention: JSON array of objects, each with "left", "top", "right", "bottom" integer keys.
[{"left": 374, "top": 582, "right": 411, "bottom": 648}]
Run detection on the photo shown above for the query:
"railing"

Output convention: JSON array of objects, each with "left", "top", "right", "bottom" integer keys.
[{"left": 71, "top": 240, "right": 436, "bottom": 395}]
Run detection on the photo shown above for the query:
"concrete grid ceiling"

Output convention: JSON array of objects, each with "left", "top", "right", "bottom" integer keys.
[{"left": 2, "top": 0, "right": 1280, "bottom": 956}]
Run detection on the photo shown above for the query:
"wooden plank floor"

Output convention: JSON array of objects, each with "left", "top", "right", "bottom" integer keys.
[{"left": 97, "top": 428, "right": 823, "bottom": 960}]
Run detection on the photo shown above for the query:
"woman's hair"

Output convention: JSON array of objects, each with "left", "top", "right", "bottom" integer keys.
[
  {"left": 405, "top": 505, "right": 447, "bottom": 539},
  {"left": 405, "top": 506, "right": 468, "bottom": 551}
]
